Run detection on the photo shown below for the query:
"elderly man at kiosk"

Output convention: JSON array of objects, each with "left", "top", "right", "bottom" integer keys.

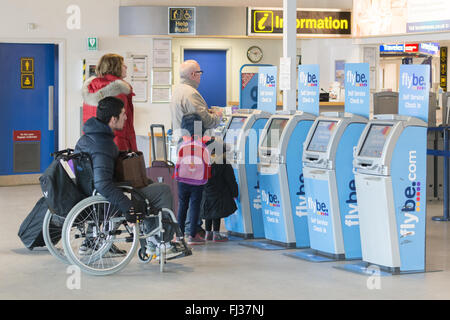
[
  {"left": 170, "top": 59, "right": 223, "bottom": 238},
  {"left": 170, "top": 59, "right": 223, "bottom": 140}
]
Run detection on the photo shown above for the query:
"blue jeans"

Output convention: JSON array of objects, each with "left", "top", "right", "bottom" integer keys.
[{"left": 177, "top": 182, "right": 204, "bottom": 238}]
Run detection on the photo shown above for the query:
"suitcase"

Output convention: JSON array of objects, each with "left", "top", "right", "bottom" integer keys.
[{"left": 146, "top": 124, "right": 179, "bottom": 216}]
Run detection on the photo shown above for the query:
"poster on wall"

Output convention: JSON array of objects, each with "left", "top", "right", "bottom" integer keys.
[
  {"left": 257, "top": 66, "right": 277, "bottom": 113},
  {"left": 132, "top": 56, "right": 148, "bottom": 78},
  {"left": 131, "top": 79, "right": 148, "bottom": 102},
  {"left": 344, "top": 63, "right": 370, "bottom": 118}
]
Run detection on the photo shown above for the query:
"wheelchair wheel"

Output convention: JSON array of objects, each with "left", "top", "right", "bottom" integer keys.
[
  {"left": 42, "top": 210, "right": 67, "bottom": 264},
  {"left": 62, "top": 195, "right": 138, "bottom": 276}
]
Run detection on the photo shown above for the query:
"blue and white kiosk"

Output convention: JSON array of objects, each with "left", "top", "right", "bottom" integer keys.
[
  {"left": 255, "top": 65, "right": 321, "bottom": 249},
  {"left": 344, "top": 64, "right": 430, "bottom": 274},
  {"left": 301, "top": 113, "right": 368, "bottom": 260},
  {"left": 297, "top": 63, "right": 370, "bottom": 261},
  {"left": 257, "top": 110, "right": 316, "bottom": 248},
  {"left": 223, "top": 109, "right": 271, "bottom": 239}
]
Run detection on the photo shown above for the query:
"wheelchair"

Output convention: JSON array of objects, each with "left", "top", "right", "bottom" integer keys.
[{"left": 42, "top": 150, "right": 192, "bottom": 276}]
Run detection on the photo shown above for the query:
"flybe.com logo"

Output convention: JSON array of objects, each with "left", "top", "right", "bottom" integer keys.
[
  {"left": 261, "top": 190, "right": 280, "bottom": 207},
  {"left": 346, "top": 70, "right": 367, "bottom": 87},
  {"left": 299, "top": 72, "right": 318, "bottom": 87},
  {"left": 401, "top": 72, "right": 426, "bottom": 90},
  {"left": 259, "top": 73, "right": 276, "bottom": 88},
  {"left": 400, "top": 150, "right": 421, "bottom": 238}
]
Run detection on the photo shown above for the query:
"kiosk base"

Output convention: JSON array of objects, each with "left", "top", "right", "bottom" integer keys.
[
  {"left": 239, "top": 240, "right": 295, "bottom": 251},
  {"left": 334, "top": 261, "right": 429, "bottom": 276},
  {"left": 284, "top": 249, "right": 345, "bottom": 262},
  {"left": 227, "top": 231, "right": 254, "bottom": 240}
]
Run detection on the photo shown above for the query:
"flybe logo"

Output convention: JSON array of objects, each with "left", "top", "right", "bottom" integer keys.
[
  {"left": 345, "top": 179, "right": 359, "bottom": 227},
  {"left": 313, "top": 199, "right": 329, "bottom": 216},
  {"left": 295, "top": 173, "right": 308, "bottom": 217},
  {"left": 299, "top": 72, "right": 318, "bottom": 87},
  {"left": 400, "top": 150, "right": 421, "bottom": 238},
  {"left": 259, "top": 73, "right": 276, "bottom": 88},
  {"left": 401, "top": 72, "right": 426, "bottom": 90},
  {"left": 261, "top": 190, "right": 280, "bottom": 207},
  {"left": 346, "top": 70, "right": 367, "bottom": 87}
]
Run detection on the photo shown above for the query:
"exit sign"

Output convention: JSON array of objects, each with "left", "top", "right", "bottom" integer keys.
[{"left": 87, "top": 37, "right": 98, "bottom": 51}]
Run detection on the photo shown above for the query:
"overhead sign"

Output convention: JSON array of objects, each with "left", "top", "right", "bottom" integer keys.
[
  {"left": 344, "top": 63, "right": 370, "bottom": 118},
  {"left": 419, "top": 42, "right": 440, "bottom": 55},
  {"left": 168, "top": 7, "right": 196, "bottom": 35},
  {"left": 380, "top": 44, "right": 404, "bottom": 52},
  {"left": 248, "top": 8, "right": 351, "bottom": 36},
  {"left": 405, "top": 43, "right": 419, "bottom": 53},
  {"left": 257, "top": 66, "right": 277, "bottom": 113},
  {"left": 399, "top": 64, "right": 430, "bottom": 123}
]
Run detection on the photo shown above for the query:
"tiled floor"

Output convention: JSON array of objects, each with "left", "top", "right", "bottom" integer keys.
[{"left": 2, "top": 184, "right": 450, "bottom": 300}]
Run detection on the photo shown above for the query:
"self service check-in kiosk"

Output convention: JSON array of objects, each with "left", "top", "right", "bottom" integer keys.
[
  {"left": 352, "top": 115, "right": 427, "bottom": 273},
  {"left": 223, "top": 109, "right": 270, "bottom": 238},
  {"left": 302, "top": 112, "right": 368, "bottom": 260},
  {"left": 257, "top": 111, "right": 316, "bottom": 248}
]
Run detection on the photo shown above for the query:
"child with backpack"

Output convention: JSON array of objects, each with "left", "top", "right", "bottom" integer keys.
[
  {"left": 200, "top": 143, "right": 238, "bottom": 242},
  {"left": 174, "top": 113, "right": 212, "bottom": 245}
]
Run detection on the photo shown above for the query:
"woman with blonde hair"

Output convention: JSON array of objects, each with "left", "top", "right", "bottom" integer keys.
[{"left": 82, "top": 53, "right": 137, "bottom": 151}]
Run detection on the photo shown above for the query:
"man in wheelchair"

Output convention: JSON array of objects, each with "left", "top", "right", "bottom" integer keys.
[{"left": 75, "top": 96, "right": 182, "bottom": 260}]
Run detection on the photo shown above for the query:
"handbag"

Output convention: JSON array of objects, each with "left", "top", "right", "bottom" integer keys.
[{"left": 115, "top": 151, "right": 150, "bottom": 188}]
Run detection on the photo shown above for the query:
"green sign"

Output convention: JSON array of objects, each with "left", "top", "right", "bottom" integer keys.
[{"left": 87, "top": 37, "right": 98, "bottom": 51}]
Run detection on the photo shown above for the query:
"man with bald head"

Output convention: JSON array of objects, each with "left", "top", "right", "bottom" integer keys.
[
  {"left": 170, "top": 59, "right": 223, "bottom": 239},
  {"left": 170, "top": 59, "right": 222, "bottom": 141}
]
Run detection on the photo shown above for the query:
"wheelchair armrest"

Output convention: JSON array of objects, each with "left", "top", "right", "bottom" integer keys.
[{"left": 115, "top": 181, "right": 133, "bottom": 189}]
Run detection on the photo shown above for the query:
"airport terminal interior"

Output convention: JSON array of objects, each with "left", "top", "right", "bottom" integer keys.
[{"left": 3, "top": 0, "right": 450, "bottom": 300}]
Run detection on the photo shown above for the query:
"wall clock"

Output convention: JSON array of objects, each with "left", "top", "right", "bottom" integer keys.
[{"left": 247, "top": 46, "right": 263, "bottom": 63}]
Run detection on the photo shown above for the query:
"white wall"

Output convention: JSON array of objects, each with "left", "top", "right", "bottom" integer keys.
[{"left": 0, "top": 0, "right": 355, "bottom": 150}]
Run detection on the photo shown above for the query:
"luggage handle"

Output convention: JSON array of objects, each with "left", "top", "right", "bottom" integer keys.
[{"left": 150, "top": 124, "right": 168, "bottom": 162}]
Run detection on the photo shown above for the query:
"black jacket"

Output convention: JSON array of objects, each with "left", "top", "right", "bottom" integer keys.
[
  {"left": 75, "top": 117, "right": 133, "bottom": 213},
  {"left": 200, "top": 158, "right": 238, "bottom": 220}
]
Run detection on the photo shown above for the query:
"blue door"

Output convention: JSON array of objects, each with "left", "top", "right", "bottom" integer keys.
[
  {"left": 0, "top": 43, "right": 58, "bottom": 175},
  {"left": 183, "top": 49, "right": 227, "bottom": 107}
]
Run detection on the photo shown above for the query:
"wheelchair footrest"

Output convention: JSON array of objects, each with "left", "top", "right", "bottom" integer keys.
[{"left": 166, "top": 250, "right": 191, "bottom": 261}]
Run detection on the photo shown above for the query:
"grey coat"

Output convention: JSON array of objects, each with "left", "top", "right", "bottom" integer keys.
[{"left": 170, "top": 78, "right": 221, "bottom": 140}]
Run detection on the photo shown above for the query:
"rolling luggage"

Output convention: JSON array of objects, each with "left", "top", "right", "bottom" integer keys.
[{"left": 146, "top": 124, "right": 179, "bottom": 216}]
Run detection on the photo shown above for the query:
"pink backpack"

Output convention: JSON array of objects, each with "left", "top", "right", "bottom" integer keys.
[{"left": 174, "top": 136, "right": 211, "bottom": 185}]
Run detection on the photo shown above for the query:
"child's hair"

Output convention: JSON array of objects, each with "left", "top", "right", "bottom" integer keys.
[{"left": 180, "top": 113, "right": 206, "bottom": 137}]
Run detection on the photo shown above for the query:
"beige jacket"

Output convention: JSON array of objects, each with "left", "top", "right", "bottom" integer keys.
[{"left": 170, "top": 78, "right": 221, "bottom": 139}]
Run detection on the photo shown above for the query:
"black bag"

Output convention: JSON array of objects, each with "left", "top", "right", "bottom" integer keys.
[
  {"left": 73, "top": 152, "right": 94, "bottom": 197},
  {"left": 39, "top": 149, "right": 84, "bottom": 218},
  {"left": 18, "top": 197, "right": 49, "bottom": 250}
]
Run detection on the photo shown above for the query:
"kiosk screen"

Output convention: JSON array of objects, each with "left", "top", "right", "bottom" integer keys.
[
  {"left": 261, "top": 118, "right": 289, "bottom": 149},
  {"left": 359, "top": 124, "right": 392, "bottom": 158},
  {"left": 307, "top": 120, "right": 337, "bottom": 152},
  {"left": 224, "top": 116, "right": 246, "bottom": 147}
]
